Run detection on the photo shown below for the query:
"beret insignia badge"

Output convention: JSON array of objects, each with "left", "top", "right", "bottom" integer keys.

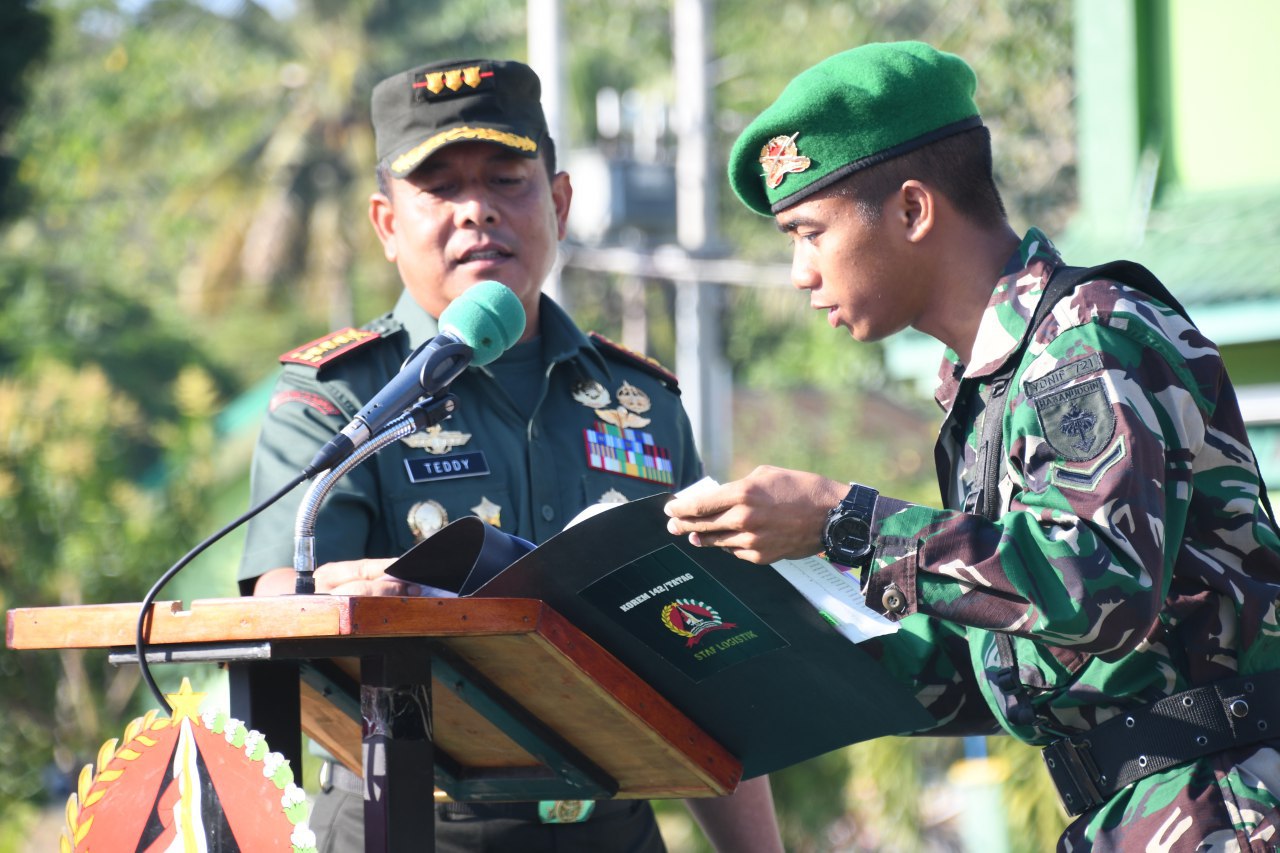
[{"left": 759, "top": 133, "right": 811, "bottom": 189}]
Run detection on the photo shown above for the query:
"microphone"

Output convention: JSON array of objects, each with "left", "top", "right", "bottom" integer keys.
[{"left": 305, "top": 281, "right": 525, "bottom": 475}]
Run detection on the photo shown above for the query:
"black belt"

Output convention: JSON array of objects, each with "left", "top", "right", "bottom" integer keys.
[{"left": 1043, "top": 670, "right": 1280, "bottom": 817}]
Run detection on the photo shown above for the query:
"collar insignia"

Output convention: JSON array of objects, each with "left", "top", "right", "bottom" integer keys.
[{"left": 759, "top": 133, "right": 811, "bottom": 189}]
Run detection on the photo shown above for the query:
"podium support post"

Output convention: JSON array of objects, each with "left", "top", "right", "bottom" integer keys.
[{"left": 361, "top": 650, "right": 436, "bottom": 853}]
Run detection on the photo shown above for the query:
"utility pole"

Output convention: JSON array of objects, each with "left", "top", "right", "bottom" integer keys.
[
  {"left": 528, "top": 0, "right": 566, "bottom": 303},
  {"left": 672, "top": 0, "right": 731, "bottom": 479}
]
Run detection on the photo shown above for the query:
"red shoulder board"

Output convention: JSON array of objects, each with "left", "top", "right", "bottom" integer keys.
[
  {"left": 279, "top": 327, "right": 381, "bottom": 367},
  {"left": 589, "top": 332, "right": 679, "bottom": 387}
]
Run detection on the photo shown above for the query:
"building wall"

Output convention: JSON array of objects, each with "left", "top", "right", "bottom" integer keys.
[{"left": 1166, "top": 0, "right": 1280, "bottom": 191}]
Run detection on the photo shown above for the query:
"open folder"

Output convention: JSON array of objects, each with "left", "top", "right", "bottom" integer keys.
[{"left": 389, "top": 493, "right": 936, "bottom": 778}]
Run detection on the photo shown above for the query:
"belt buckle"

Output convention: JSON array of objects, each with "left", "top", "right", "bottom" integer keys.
[
  {"left": 537, "top": 800, "right": 595, "bottom": 824},
  {"left": 1042, "top": 738, "right": 1104, "bottom": 817}
]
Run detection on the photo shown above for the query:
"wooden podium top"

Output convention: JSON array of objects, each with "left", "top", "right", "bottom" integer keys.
[{"left": 7, "top": 595, "right": 741, "bottom": 800}]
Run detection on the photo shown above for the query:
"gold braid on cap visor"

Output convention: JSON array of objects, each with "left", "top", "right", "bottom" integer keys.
[{"left": 391, "top": 126, "right": 538, "bottom": 174}]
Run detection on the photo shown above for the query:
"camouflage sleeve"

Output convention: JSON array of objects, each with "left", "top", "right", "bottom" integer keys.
[{"left": 863, "top": 289, "right": 1217, "bottom": 661}]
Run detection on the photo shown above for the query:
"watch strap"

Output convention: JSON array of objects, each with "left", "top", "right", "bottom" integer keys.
[{"left": 838, "top": 483, "right": 878, "bottom": 519}]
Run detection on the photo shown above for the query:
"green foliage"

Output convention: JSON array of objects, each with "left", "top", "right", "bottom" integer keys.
[
  {"left": 770, "top": 750, "right": 855, "bottom": 852},
  {"left": 715, "top": 0, "right": 1074, "bottom": 258},
  {"left": 724, "top": 287, "right": 883, "bottom": 393},
  {"left": 990, "top": 735, "right": 1071, "bottom": 852},
  {"left": 0, "top": 263, "right": 225, "bottom": 826},
  {"left": 0, "top": 0, "right": 51, "bottom": 223}
]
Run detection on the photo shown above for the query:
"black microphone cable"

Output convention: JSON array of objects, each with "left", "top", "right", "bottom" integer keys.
[{"left": 134, "top": 471, "right": 307, "bottom": 713}]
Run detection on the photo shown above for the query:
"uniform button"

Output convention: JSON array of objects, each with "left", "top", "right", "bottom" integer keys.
[
  {"left": 881, "top": 584, "right": 907, "bottom": 615},
  {"left": 541, "top": 505, "right": 555, "bottom": 521}
]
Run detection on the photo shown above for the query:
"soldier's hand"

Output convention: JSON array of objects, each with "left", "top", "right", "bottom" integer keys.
[{"left": 663, "top": 466, "right": 848, "bottom": 564}]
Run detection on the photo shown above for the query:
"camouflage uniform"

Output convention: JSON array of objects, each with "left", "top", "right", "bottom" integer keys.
[
  {"left": 861, "top": 228, "right": 1280, "bottom": 850},
  {"left": 238, "top": 291, "right": 699, "bottom": 853}
]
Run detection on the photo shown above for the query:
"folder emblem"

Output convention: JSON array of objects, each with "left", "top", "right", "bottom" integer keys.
[{"left": 661, "top": 598, "right": 737, "bottom": 648}]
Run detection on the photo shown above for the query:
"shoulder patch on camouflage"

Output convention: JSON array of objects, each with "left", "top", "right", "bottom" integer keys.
[
  {"left": 1051, "top": 435, "right": 1127, "bottom": 493},
  {"left": 588, "top": 332, "right": 679, "bottom": 388},
  {"left": 1032, "top": 377, "right": 1117, "bottom": 462},
  {"left": 1023, "top": 353, "right": 1104, "bottom": 398},
  {"left": 279, "top": 327, "right": 382, "bottom": 368}
]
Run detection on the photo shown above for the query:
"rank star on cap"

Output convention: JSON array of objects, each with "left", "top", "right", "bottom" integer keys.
[{"left": 759, "top": 133, "right": 811, "bottom": 189}]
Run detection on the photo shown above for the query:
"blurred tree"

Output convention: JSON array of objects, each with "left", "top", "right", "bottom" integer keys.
[
  {"left": 0, "top": 258, "right": 226, "bottom": 835},
  {"left": 0, "top": 1, "right": 51, "bottom": 223}
]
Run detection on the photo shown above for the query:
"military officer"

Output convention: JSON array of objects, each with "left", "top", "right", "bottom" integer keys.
[
  {"left": 238, "top": 57, "right": 782, "bottom": 853},
  {"left": 664, "top": 41, "right": 1280, "bottom": 849}
]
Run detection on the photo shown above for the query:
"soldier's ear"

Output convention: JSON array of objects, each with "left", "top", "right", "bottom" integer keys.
[
  {"left": 551, "top": 172, "right": 572, "bottom": 241},
  {"left": 369, "top": 191, "right": 398, "bottom": 262},
  {"left": 897, "top": 180, "right": 935, "bottom": 244}
]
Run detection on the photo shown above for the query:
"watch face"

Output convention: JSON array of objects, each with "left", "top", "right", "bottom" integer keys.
[
  {"left": 826, "top": 515, "right": 872, "bottom": 561},
  {"left": 829, "top": 515, "right": 870, "bottom": 545}
]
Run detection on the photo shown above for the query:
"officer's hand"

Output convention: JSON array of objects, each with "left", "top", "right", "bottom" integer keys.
[
  {"left": 252, "top": 564, "right": 459, "bottom": 597},
  {"left": 311, "top": 558, "right": 425, "bottom": 596},
  {"left": 663, "top": 466, "right": 848, "bottom": 564}
]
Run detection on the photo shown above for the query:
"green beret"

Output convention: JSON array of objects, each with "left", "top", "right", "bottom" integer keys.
[
  {"left": 728, "top": 41, "right": 982, "bottom": 216},
  {"left": 371, "top": 58, "right": 549, "bottom": 179}
]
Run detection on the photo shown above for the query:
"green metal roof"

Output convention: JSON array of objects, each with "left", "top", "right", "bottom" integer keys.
[{"left": 1060, "top": 185, "right": 1280, "bottom": 305}]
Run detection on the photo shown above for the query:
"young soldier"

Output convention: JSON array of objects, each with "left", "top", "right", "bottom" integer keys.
[
  {"left": 665, "top": 41, "right": 1280, "bottom": 849},
  {"left": 239, "top": 57, "right": 782, "bottom": 853}
]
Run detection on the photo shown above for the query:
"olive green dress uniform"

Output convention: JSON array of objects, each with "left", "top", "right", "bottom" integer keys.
[
  {"left": 239, "top": 291, "right": 699, "bottom": 582},
  {"left": 238, "top": 291, "right": 699, "bottom": 852}
]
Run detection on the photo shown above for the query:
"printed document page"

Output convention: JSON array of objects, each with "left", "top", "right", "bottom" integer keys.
[{"left": 674, "top": 477, "right": 897, "bottom": 643}]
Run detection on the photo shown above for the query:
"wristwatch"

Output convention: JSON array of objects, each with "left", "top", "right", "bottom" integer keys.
[{"left": 822, "top": 483, "right": 879, "bottom": 568}]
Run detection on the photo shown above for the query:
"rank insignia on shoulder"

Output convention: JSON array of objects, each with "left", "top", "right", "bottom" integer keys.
[
  {"left": 588, "top": 333, "right": 679, "bottom": 389},
  {"left": 280, "top": 327, "right": 381, "bottom": 367}
]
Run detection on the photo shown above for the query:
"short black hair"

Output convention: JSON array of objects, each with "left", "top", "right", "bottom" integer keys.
[
  {"left": 834, "top": 126, "right": 1006, "bottom": 228},
  {"left": 375, "top": 137, "right": 558, "bottom": 197}
]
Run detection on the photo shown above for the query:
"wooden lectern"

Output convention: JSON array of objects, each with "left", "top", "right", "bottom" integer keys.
[{"left": 6, "top": 595, "right": 741, "bottom": 852}]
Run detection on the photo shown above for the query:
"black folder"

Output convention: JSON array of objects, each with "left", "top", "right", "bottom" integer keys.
[{"left": 390, "top": 493, "right": 936, "bottom": 778}]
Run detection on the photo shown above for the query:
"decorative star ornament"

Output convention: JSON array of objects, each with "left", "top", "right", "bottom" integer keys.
[{"left": 165, "top": 677, "right": 207, "bottom": 724}]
